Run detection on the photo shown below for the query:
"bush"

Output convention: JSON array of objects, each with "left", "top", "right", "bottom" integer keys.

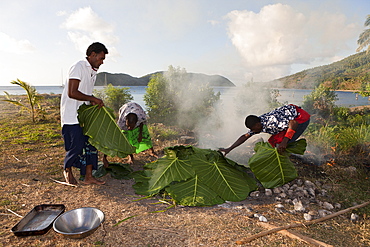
[
  {"left": 144, "top": 66, "right": 220, "bottom": 130},
  {"left": 93, "top": 84, "right": 133, "bottom": 113},
  {"left": 302, "top": 84, "right": 338, "bottom": 119}
]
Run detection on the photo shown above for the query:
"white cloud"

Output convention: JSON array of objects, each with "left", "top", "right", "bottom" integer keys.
[
  {"left": 226, "top": 3, "right": 359, "bottom": 81},
  {"left": 0, "top": 32, "right": 36, "bottom": 54},
  {"left": 60, "top": 6, "right": 119, "bottom": 56}
]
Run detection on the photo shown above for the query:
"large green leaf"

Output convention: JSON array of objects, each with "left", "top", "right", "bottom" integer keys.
[
  {"left": 190, "top": 149, "right": 256, "bottom": 201},
  {"left": 248, "top": 140, "right": 307, "bottom": 189},
  {"left": 133, "top": 145, "right": 257, "bottom": 206},
  {"left": 145, "top": 148, "right": 195, "bottom": 195},
  {"left": 166, "top": 176, "right": 224, "bottom": 206},
  {"left": 77, "top": 104, "right": 136, "bottom": 158}
]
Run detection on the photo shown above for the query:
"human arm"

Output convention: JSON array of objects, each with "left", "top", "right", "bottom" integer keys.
[
  {"left": 219, "top": 133, "right": 251, "bottom": 156},
  {"left": 68, "top": 79, "right": 104, "bottom": 107},
  {"left": 277, "top": 119, "right": 298, "bottom": 154},
  {"left": 138, "top": 122, "right": 143, "bottom": 142}
]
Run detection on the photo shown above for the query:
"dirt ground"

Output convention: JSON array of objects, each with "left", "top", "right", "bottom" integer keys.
[{"left": 0, "top": 96, "right": 369, "bottom": 247}]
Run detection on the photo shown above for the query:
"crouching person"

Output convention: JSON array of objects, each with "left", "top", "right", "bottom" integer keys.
[{"left": 103, "top": 102, "right": 157, "bottom": 166}]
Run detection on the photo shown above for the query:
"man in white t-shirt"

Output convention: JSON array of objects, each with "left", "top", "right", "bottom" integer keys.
[{"left": 60, "top": 42, "right": 108, "bottom": 185}]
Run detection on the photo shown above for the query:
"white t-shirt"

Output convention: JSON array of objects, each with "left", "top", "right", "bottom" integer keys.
[{"left": 60, "top": 58, "right": 97, "bottom": 126}]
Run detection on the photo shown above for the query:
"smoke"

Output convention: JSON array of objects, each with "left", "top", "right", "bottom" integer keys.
[{"left": 195, "top": 82, "right": 276, "bottom": 165}]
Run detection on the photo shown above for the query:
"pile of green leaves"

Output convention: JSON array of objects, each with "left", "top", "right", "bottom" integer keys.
[
  {"left": 77, "top": 104, "right": 136, "bottom": 158},
  {"left": 133, "top": 140, "right": 307, "bottom": 206},
  {"left": 132, "top": 145, "right": 257, "bottom": 206}
]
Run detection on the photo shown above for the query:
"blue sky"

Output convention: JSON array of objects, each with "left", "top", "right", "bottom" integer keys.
[{"left": 0, "top": 0, "right": 368, "bottom": 86}]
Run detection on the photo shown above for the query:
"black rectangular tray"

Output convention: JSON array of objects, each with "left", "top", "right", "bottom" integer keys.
[{"left": 11, "top": 204, "right": 65, "bottom": 236}]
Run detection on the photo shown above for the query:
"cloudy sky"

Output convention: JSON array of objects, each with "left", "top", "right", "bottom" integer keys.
[{"left": 0, "top": 0, "right": 368, "bottom": 86}]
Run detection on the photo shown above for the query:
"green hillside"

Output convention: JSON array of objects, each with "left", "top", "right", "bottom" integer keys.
[
  {"left": 95, "top": 71, "right": 235, "bottom": 87},
  {"left": 275, "top": 51, "right": 370, "bottom": 90}
]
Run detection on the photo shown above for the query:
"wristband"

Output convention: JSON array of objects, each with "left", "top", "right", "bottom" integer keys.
[{"left": 285, "top": 129, "right": 296, "bottom": 139}]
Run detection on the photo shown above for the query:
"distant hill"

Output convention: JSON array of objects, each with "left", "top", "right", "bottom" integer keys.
[
  {"left": 274, "top": 51, "right": 370, "bottom": 90},
  {"left": 95, "top": 71, "right": 235, "bottom": 87}
]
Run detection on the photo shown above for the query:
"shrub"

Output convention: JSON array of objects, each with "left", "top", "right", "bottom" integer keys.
[
  {"left": 144, "top": 66, "right": 220, "bottom": 130},
  {"left": 93, "top": 84, "right": 133, "bottom": 113}
]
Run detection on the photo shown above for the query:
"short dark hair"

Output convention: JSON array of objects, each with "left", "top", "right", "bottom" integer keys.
[
  {"left": 127, "top": 113, "right": 138, "bottom": 125},
  {"left": 86, "top": 42, "right": 108, "bottom": 56},
  {"left": 245, "top": 115, "right": 260, "bottom": 128}
]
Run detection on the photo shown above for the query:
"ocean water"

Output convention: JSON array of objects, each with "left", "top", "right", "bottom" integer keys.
[{"left": 0, "top": 85, "right": 369, "bottom": 108}]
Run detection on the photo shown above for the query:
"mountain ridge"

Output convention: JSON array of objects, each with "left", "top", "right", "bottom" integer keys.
[
  {"left": 95, "top": 71, "right": 235, "bottom": 87},
  {"left": 274, "top": 51, "right": 370, "bottom": 90}
]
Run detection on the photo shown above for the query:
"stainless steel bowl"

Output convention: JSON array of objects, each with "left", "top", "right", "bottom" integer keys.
[{"left": 53, "top": 207, "right": 105, "bottom": 239}]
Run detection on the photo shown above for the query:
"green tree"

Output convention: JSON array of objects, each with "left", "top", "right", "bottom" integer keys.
[
  {"left": 144, "top": 66, "right": 220, "bottom": 129},
  {"left": 357, "top": 14, "right": 370, "bottom": 54},
  {"left": 93, "top": 84, "right": 133, "bottom": 113},
  {"left": 302, "top": 84, "right": 338, "bottom": 120},
  {"left": 2, "top": 79, "right": 44, "bottom": 122},
  {"left": 144, "top": 73, "right": 175, "bottom": 124}
]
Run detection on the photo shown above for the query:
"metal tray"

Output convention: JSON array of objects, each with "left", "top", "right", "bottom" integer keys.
[{"left": 11, "top": 204, "right": 65, "bottom": 236}]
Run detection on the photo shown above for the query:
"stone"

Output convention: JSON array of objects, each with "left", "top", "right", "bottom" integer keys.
[
  {"left": 265, "top": 189, "right": 273, "bottom": 196},
  {"left": 293, "top": 200, "right": 305, "bottom": 212},
  {"left": 350, "top": 213, "right": 359, "bottom": 222},
  {"left": 323, "top": 202, "right": 334, "bottom": 210},
  {"left": 304, "top": 180, "right": 316, "bottom": 188},
  {"left": 250, "top": 191, "right": 260, "bottom": 197},
  {"left": 273, "top": 187, "right": 282, "bottom": 194},
  {"left": 303, "top": 213, "right": 313, "bottom": 221}
]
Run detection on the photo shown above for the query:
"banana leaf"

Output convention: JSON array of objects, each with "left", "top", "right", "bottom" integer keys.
[
  {"left": 132, "top": 145, "right": 257, "bottom": 206},
  {"left": 248, "top": 139, "right": 307, "bottom": 189},
  {"left": 77, "top": 104, "right": 136, "bottom": 158}
]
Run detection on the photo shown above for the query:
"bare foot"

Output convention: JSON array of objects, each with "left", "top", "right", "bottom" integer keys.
[
  {"left": 63, "top": 169, "right": 78, "bottom": 185},
  {"left": 82, "top": 176, "right": 106, "bottom": 185},
  {"left": 127, "top": 154, "right": 134, "bottom": 165}
]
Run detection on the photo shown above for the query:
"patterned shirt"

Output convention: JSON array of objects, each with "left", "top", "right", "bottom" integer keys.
[
  {"left": 117, "top": 102, "right": 147, "bottom": 130},
  {"left": 248, "top": 105, "right": 298, "bottom": 136}
]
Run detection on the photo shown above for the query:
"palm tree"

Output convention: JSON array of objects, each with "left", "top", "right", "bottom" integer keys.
[
  {"left": 357, "top": 14, "right": 370, "bottom": 53},
  {"left": 2, "top": 79, "right": 43, "bottom": 122}
]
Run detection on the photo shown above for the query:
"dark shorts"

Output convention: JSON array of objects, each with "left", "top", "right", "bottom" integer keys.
[{"left": 62, "top": 124, "right": 98, "bottom": 175}]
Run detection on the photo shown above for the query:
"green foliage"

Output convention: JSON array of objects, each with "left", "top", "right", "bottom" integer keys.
[
  {"left": 278, "top": 51, "right": 370, "bottom": 90},
  {"left": 132, "top": 145, "right": 257, "bottom": 206},
  {"left": 334, "top": 124, "right": 370, "bottom": 153},
  {"left": 93, "top": 163, "right": 133, "bottom": 180},
  {"left": 248, "top": 140, "right": 306, "bottom": 188},
  {"left": 144, "top": 66, "right": 220, "bottom": 129},
  {"left": 77, "top": 104, "right": 136, "bottom": 158},
  {"left": 356, "top": 14, "right": 370, "bottom": 54},
  {"left": 2, "top": 79, "right": 44, "bottom": 122},
  {"left": 302, "top": 84, "right": 338, "bottom": 119},
  {"left": 93, "top": 84, "right": 133, "bottom": 113}
]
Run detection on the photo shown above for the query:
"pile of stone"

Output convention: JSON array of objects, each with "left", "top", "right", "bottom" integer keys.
[{"left": 249, "top": 178, "right": 343, "bottom": 221}]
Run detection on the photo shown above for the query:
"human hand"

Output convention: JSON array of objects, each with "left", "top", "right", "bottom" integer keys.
[
  {"left": 277, "top": 140, "right": 288, "bottom": 154},
  {"left": 218, "top": 148, "right": 231, "bottom": 156},
  {"left": 90, "top": 97, "right": 104, "bottom": 108}
]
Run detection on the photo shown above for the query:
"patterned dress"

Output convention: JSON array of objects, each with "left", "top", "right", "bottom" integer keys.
[{"left": 117, "top": 102, "right": 153, "bottom": 153}]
